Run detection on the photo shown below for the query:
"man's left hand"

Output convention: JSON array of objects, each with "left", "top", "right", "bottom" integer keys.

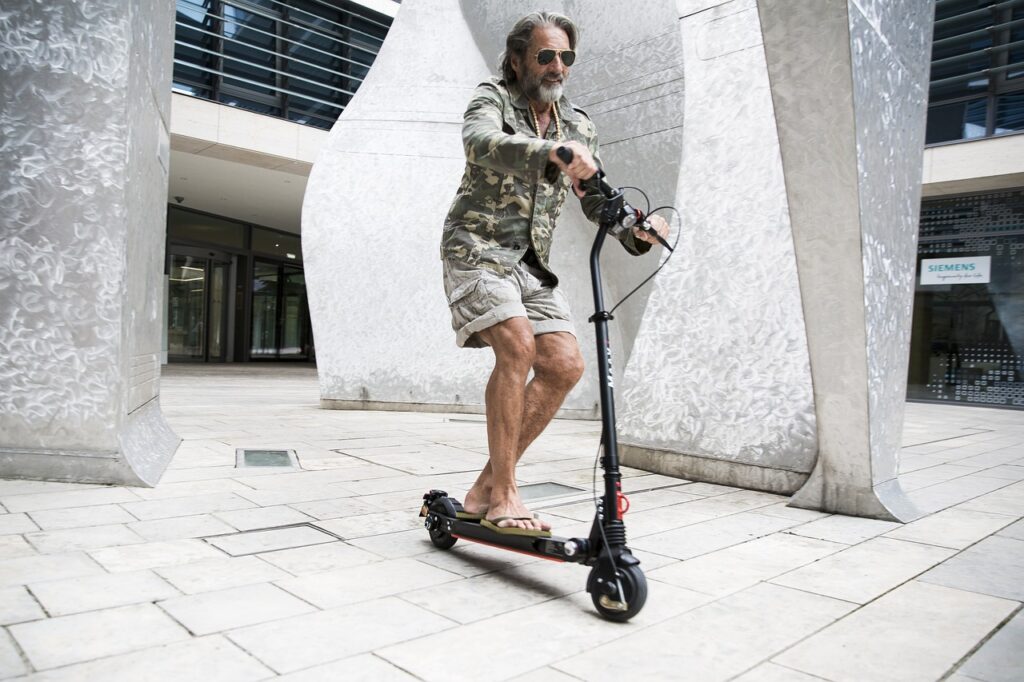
[{"left": 633, "top": 214, "right": 670, "bottom": 246}]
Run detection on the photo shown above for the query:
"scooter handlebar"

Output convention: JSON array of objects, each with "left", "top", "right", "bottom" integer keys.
[{"left": 555, "top": 146, "right": 615, "bottom": 198}]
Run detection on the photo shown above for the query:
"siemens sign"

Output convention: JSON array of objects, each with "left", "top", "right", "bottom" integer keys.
[{"left": 920, "top": 256, "right": 991, "bottom": 285}]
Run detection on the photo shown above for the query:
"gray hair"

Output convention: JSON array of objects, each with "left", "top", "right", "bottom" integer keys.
[{"left": 499, "top": 11, "right": 578, "bottom": 83}]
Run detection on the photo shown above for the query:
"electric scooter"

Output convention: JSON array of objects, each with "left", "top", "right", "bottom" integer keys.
[{"left": 420, "top": 146, "right": 674, "bottom": 622}]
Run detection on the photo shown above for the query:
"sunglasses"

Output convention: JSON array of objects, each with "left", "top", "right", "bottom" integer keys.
[{"left": 536, "top": 48, "right": 576, "bottom": 67}]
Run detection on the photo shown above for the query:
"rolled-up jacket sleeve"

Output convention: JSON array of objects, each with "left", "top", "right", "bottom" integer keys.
[{"left": 462, "top": 83, "right": 556, "bottom": 175}]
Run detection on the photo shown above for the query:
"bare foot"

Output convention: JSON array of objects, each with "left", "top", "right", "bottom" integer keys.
[
  {"left": 486, "top": 488, "right": 551, "bottom": 531},
  {"left": 462, "top": 485, "right": 490, "bottom": 516}
]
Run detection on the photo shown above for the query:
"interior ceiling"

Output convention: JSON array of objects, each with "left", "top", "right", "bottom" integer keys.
[{"left": 167, "top": 150, "right": 309, "bottom": 234}]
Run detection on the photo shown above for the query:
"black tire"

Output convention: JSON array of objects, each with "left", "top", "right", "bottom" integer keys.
[
  {"left": 589, "top": 564, "right": 647, "bottom": 622},
  {"left": 428, "top": 524, "right": 457, "bottom": 550}
]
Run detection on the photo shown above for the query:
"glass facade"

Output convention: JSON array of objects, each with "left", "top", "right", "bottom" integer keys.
[
  {"left": 908, "top": 190, "right": 1024, "bottom": 408},
  {"left": 166, "top": 207, "right": 313, "bottom": 362},
  {"left": 172, "top": 0, "right": 392, "bottom": 129},
  {"left": 926, "top": 0, "right": 1024, "bottom": 144}
]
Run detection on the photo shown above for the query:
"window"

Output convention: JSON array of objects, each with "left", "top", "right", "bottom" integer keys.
[
  {"left": 926, "top": 1, "right": 1024, "bottom": 144},
  {"left": 172, "top": 0, "right": 392, "bottom": 129}
]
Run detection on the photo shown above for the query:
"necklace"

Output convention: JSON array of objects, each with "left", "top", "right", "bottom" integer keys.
[{"left": 529, "top": 102, "right": 561, "bottom": 141}]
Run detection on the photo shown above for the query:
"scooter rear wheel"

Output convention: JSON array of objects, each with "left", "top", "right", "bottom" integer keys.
[{"left": 590, "top": 564, "right": 647, "bottom": 622}]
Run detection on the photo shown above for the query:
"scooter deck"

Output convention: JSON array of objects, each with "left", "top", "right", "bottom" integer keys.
[{"left": 421, "top": 494, "right": 591, "bottom": 563}]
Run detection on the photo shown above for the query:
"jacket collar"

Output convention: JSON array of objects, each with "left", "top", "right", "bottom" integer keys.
[{"left": 504, "top": 78, "right": 580, "bottom": 122}]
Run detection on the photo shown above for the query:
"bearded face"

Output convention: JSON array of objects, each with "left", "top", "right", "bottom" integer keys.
[{"left": 513, "top": 25, "right": 571, "bottom": 106}]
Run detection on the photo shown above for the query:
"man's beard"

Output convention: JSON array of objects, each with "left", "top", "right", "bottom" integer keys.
[{"left": 522, "top": 71, "right": 564, "bottom": 104}]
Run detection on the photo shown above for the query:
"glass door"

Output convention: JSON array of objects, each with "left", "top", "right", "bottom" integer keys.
[
  {"left": 168, "top": 252, "right": 230, "bottom": 362},
  {"left": 250, "top": 260, "right": 311, "bottom": 360},
  {"left": 251, "top": 261, "right": 279, "bottom": 358}
]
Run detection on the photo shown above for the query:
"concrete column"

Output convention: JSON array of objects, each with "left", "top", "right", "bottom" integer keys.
[
  {"left": 757, "top": 0, "right": 935, "bottom": 520},
  {"left": 0, "top": 0, "right": 180, "bottom": 485}
]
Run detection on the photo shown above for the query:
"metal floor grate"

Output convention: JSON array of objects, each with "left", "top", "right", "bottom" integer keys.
[{"left": 235, "top": 448, "right": 298, "bottom": 468}]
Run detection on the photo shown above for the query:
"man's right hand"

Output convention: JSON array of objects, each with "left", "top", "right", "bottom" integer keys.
[{"left": 550, "top": 141, "right": 598, "bottom": 197}]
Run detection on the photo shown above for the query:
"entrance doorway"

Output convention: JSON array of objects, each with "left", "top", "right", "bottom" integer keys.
[
  {"left": 251, "top": 260, "right": 312, "bottom": 360},
  {"left": 167, "top": 250, "right": 232, "bottom": 362}
]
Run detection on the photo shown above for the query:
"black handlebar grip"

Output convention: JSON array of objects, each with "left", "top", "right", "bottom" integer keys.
[{"left": 556, "top": 145, "right": 574, "bottom": 165}]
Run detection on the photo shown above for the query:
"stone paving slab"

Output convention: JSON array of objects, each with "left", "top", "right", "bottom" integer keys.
[
  {"left": 9, "top": 604, "right": 190, "bottom": 670},
  {"left": 773, "top": 581, "right": 1018, "bottom": 682},
  {"left": 1, "top": 366, "right": 1022, "bottom": 680},
  {"left": 956, "top": 609, "right": 1024, "bottom": 682}
]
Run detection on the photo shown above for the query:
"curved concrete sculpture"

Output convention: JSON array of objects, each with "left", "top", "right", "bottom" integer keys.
[
  {"left": 0, "top": 0, "right": 180, "bottom": 485},
  {"left": 304, "top": 0, "right": 933, "bottom": 518},
  {"left": 303, "top": 0, "right": 685, "bottom": 416}
]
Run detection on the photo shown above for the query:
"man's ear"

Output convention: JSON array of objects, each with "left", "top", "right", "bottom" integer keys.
[{"left": 510, "top": 53, "right": 521, "bottom": 79}]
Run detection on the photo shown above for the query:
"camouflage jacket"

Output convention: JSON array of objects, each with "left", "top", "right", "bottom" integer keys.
[{"left": 441, "top": 78, "right": 650, "bottom": 283}]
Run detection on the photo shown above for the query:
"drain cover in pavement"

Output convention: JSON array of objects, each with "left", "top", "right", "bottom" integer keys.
[
  {"left": 519, "top": 482, "right": 585, "bottom": 501},
  {"left": 235, "top": 449, "right": 297, "bottom": 468}
]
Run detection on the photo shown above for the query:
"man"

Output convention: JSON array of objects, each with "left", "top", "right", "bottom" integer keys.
[{"left": 440, "top": 11, "right": 669, "bottom": 536}]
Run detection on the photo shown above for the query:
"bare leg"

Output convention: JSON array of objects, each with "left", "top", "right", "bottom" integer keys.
[{"left": 464, "top": 328, "right": 584, "bottom": 531}]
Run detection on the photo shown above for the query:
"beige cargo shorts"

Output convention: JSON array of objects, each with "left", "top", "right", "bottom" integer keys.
[{"left": 442, "top": 258, "right": 576, "bottom": 348}]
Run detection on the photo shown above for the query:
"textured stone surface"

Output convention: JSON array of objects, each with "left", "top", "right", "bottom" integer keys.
[
  {"left": 758, "top": 0, "right": 935, "bottom": 519},
  {"left": 0, "top": 0, "right": 179, "bottom": 485}
]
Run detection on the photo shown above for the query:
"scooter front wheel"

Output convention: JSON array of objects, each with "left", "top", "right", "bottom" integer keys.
[{"left": 589, "top": 564, "right": 647, "bottom": 622}]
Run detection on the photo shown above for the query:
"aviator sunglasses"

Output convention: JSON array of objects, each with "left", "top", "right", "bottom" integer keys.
[{"left": 535, "top": 48, "right": 576, "bottom": 66}]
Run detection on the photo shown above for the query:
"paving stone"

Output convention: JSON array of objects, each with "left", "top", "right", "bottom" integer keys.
[
  {"left": 9, "top": 603, "right": 190, "bottom": 670},
  {"left": 130, "top": 478, "right": 258, "bottom": 501},
  {"left": 773, "top": 581, "right": 1017, "bottom": 682},
  {"left": 957, "top": 609, "right": 1024, "bottom": 682},
  {"left": 0, "top": 629, "right": 27, "bottom": 679},
  {"left": 0, "top": 487, "right": 141, "bottom": 514},
  {"left": 128, "top": 514, "right": 237, "bottom": 541},
  {"left": 884, "top": 507, "right": 1015, "bottom": 549},
  {"left": 0, "top": 513, "right": 38, "bottom": 535},
  {"left": 159, "top": 583, "right": 316, "bottom": 635},
  {"left": 120, "top": 492, "right": 256, "bottom": 521},
  {"left": 256, "top": 541, "right": 381, "bottom": 575},
  {"left": 770, "top": 536, "right": 955, "bottom": 603},
  {"left": 649, "top": 532, "right": 846, "bottom": 597},
  {"left": 749, "top": 503, "right": 830, "bottom": 523},
  {"left": 384, "top": 582, "right": 846, "bottom": 682},
  {"left": 287, "top": 496, "right": 389, "bottom": 521},
  {"left": 786, "top": 513, "right": 902, "bottom": 545},
  {"left": 226, "top": 597, "right": 456, "bottom": 674},
  {"left": 920, "top": 536, "right": 1024, "bottom": 601},
  {"left": 24, "top": 524, "right": 145, "bottom": 553},
  {"left": 28, "top": 570, "right": 179, "bottom": 616},
  {"left": 630, "top": 511, "right": 801, "bottom": 560},
  {"left": 401, "top": 560, "right": 583, "bottom": 623},
  {"left": 213, "top": 505, "right": 315, "bottom": 531},
  {"left": 0, "top": 552, "right": 104, "bottom": 588},
  {"left": 0, "top": 585, "right": 45, "bottom": 626},
  {"left": 731, "top": 662, "right": 825, "bottom": 681},
  {"left": 997, "top": 518, "right": 1024, "bottom": 540},
  {"left": 414, "top": 539, "right": 536, "bottom": 577},
  {"left": 88, "top": 538, "right": 225, "bottom": 572},
  {"left": 272, "top": 652, "right": 420, "bottom": 681},
  {"left": 22, "top": 635, "right": 273, "bottom": 681},
  {"left": 345, "top": 528, "right": 438, "bottom": 559},
  {"left": 907, "top": 476, "right": 1016, "bottom": 515},
  {"left": 506, "top": 667, "right": 581, "bottom": 682},
  {"left": 959, "top": 481, "right": 1024, "bottom": 517},
  {"left": 0, "top": 481, "right": 100, "bottom": 497},
  {"left": 0, "top": 535, "right": 37, "bottom": 560},
  {"left": 275, "top": 557, "right": 460, "bottom": 608},
  {"left": 27, "top": 504, "right": 137, "bottom": 531},
  {"left": 206, "top": 526, "right": 337, "bottom": 556},
  {"left": 156, "top": 555, "right": 292, "bottom": 594},
  {"left": 313, "top": 509, "right": 424, "bottom": 539}
]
